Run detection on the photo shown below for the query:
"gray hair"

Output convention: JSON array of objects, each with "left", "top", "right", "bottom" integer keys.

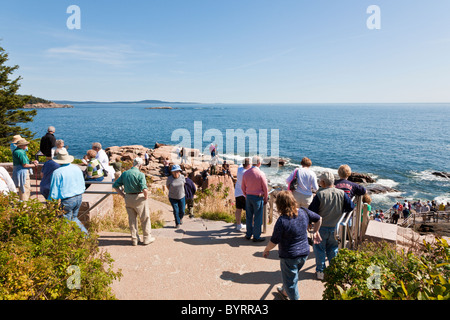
[
  {"left": 252, "top": 155, "right": 262, "bottom": 165},
  {"left": 92, "top": 142, "right": 102, "bottom": 150},
  {"left": 319, "top": 170, "right": 335, "bottom": 187},
  {"left": 133, "top": 157, "right": 144, "bottom": 167},
  {"left": 56, "top": 139, "right": 64, "bottom": 147},
  {"left": 48, "top": 126, "right": 55, "bottom": 133}
]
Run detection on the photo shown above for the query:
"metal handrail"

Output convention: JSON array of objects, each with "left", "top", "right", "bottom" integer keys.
[
  {"left": 335, "top": 195, "right": 363, "bottom": 250},
  {"left": 78, "top": 181, "right": 116, "bottom": 219}
]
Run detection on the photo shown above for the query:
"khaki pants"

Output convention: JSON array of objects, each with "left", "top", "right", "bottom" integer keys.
[
  {"left": 18, "top": 174, "right": 31, "bottom": 201},
  {"left": 292, "top": 190, "right": 313, "bottom": 208},
  {"left": 124, "top": 193, "right": 152, "bottom": 242}
]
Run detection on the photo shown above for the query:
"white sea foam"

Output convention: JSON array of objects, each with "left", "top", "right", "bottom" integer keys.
[
  {"left": 434, "top": 194, "right": 450, "bottom": 204},
  {"left": 375, "top": 179, "right": 399, "bottom": 188},
  {"left": 410, "top": 169, "right": 450, "bottom": 182}
]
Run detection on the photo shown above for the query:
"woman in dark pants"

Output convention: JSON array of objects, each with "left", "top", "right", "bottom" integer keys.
[
  {"left": 166, "top": 165, "right": 186, "bottom": 228},
  {"left": 263, "top": 191, "right": 322, "bottom": 300}
]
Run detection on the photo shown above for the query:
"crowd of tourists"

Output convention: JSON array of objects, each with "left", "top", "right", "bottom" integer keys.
[
  {"left": 3, "top": 129, "right": 449, "bottom": 301},
  {"left": 387, "top": 199, "right": 450, "bottom": 224}
]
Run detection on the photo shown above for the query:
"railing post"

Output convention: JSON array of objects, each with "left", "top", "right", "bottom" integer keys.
[{"left": 354, "top": 196, "right": 363, "bottom": 248}]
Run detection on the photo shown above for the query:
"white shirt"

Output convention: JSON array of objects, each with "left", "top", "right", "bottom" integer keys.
[
  {"left": 0, "top": 166, "right": 17, "bottom": 195},
  {"left": 234, "top": 166, "right": 248, "bottom": 197},
  {"left": 96, "top": 149, "right": 115, "bottom": 178},
  {"left": 286, "top": 167, "right": 319, "bottom": 196}
]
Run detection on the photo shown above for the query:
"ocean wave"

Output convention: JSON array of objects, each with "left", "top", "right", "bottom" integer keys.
[
  {"left": 374, "top": 179, "right": 399, "bottom": 188},
  {"left": 434, "top": 194, "right": 450, "bottom": 204},
  {"left": 410, "top": 169, "right": 450, "bottom": 182}
]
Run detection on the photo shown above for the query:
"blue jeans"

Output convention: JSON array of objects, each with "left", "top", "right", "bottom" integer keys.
[
  {"left": 280, "top": 255, "right": 308, "bottom": 300},
  {"left": 245, "top": 195, "right": 264, "bottom": 240},
  {"left": 313, "top": 226, "right": 339, "bottom": 272},
  {"left": 169, "top": 197, "right": 186, "bottom": 226},
  {"left": 60, "top": 194, "right": 88, "bottom": 234}
]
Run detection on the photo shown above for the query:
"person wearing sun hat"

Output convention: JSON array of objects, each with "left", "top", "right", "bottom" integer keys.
[
  {"left": 12, "top": 138, "right": 38, "bottom": 201},
  {"left": 166, "top": 164, "right": 186, "bottom": 228},
  {"left": 48, "top": 149, "right": 88, "bottom": 234},
  {"left": 10, "top": 134, "right": 23, "bottom": 153}
]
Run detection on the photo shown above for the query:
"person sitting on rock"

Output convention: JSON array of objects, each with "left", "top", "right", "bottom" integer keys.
[{"left": 221, "top": 160, "right": 231, "bottom": 177}]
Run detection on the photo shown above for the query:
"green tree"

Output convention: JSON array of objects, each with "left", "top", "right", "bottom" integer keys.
[{"left": 0, "top": 45, "right": 37, "bottom": 146}]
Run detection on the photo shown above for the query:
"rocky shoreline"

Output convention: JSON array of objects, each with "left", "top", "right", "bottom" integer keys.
[
  {"left": 105, "top": 144, "right": 400, "bottom": 199},
  {"left": 23, "top": 102, "right": 74, "bottom": 109}
]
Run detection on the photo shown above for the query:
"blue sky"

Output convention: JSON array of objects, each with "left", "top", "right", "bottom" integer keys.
[{"left": 1, "top": 0, "right": 450, "bottom": 103}]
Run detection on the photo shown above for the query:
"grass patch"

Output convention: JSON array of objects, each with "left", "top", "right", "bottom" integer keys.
[
  {"left": 193, "top": 183, "right": 244, "bottom": 224},
  {"left": 90, "top": 194, "right": 165, "bottom": 233}
]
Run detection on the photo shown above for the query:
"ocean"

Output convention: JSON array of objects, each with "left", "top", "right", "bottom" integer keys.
[{"left": 25, "top": 103, "right": 450, "bottom": 211}]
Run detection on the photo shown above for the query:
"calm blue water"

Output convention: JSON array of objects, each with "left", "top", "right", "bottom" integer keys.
[{"left": 25, "top": 103, "right": 450, "bottom": 210}]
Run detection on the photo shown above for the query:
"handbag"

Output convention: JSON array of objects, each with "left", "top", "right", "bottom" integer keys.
[
  {"left": 289, "top": 169, "right": 299, "bottom": 191},
  {"left": 99, "top": 161, "right": 109, "bottom": 177}
]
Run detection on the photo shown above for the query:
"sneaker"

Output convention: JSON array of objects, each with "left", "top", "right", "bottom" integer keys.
[
  {"left": 132, "top": 240, "right": 138, "bottom": 246},
  {"left": 276, "top": 286, "right": 288, "bottom": 300},
  {"left": 316, "top": 272, "right": 324, "bottom": 280},
  {"left": 236, "top": 224, "right": 246, "bottom": 231},
  {"left": 143, "top": 237, "right": 156, "bottom": 245}
]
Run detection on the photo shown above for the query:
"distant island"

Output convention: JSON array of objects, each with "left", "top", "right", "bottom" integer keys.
[
  {"left": 145, "top": 106, "right": 180, "bottom": 110},
  {"left": 19, "top": 95, "right": 74, "bottom": 109},
  {"left": 52, "top": 99, "right": 199, "bottom": 105}
]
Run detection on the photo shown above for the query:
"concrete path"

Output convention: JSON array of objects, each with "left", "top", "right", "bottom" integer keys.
[{"left": 98, "top": 198, "right": 325, "bottom": 300}]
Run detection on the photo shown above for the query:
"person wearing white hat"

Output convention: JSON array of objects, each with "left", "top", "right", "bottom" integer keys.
[
  {"left": 113, "top": 157, "right": 154, "bottom": 246},
  {"left": 166, "top": 164, "right": 186, "bottom": 228},
  {"left": 12, "top": 138, "right": 38, "bottom": 201},
  {"left": 10, "top": 135, "right": 22, "bottom": 153},
  {"left": 48, "top": 150, "right": 88, "bottom": 234}
]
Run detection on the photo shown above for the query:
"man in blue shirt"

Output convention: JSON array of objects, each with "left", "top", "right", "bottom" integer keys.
[{"left": 48, "top": 150, "right": 87, "bottom": 234}]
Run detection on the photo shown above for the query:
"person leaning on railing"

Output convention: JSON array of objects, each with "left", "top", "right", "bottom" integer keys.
[
  {"left": 12, "top": 139, "right": 38, "bottom": 201},
  {"left": 113, "top": 157, "right": 155, "bottom": 246}
]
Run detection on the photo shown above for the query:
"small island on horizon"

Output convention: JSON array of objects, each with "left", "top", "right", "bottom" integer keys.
[{"left": 19, "top": 95, "right": 74, "bottom": 109}]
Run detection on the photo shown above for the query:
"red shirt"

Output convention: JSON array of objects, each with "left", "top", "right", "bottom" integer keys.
[{"left": 241, "top": 166, "right": 268, "bottom": 202}]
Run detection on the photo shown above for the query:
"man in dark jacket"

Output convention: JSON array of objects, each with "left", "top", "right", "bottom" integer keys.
[
  {"left": 40, "top": 126, "right": 56, "bottom": 158},
  {"left": 184, "top": 177, "right": 197, "bottom": 218}
]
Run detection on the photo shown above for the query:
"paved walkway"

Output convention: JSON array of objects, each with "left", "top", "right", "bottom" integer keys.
[{"left": 98, "top": 198, "right": 325, "bottom": 300}]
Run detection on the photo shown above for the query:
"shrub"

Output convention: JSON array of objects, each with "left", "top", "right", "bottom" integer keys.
[
  {"left": 323, "top": 239, "right": 450, "bottom": 300},
  {"left": 0, "top": 193, "right": 122, "bottom": 300},
  {"left": 194, "top": 183, "right": 240, "bottom": 223},
  {"left": 0, "top": 139, "right": 40, "bottom": 163}
]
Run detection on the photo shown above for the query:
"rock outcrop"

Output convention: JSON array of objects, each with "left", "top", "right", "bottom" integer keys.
[
  {"left": 432, "top": 171, "right": 450, "bottom": 179},
  {"left": 348, "top": 172, "right": 376, "bottom": 184},
  {"left": 23, "top": 102, "right": 73, "bottom": 109},
  {"left": 105, "top": 144, "right": 239, "bottom": 195}
]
